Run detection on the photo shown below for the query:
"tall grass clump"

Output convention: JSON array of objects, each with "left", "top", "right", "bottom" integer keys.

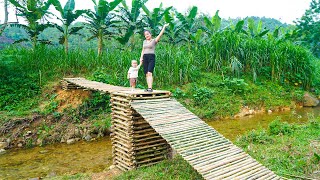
[{"left": 195, "top": 30, "right": 315, "bottom": 88}]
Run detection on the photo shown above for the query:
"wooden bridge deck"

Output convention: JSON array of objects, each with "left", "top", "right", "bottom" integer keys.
[{"left": 62, "top": 78, "right": 281, "bottom": 180}]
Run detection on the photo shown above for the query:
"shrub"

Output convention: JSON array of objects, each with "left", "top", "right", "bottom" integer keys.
[
  {"left": 268, "top": 119, "right": 296, "bottom": 135},
  {"left": 173, "top": 88, "right": 186, "bottom": 99},
  {"left": 220, "top": 78, "right": 249, "bottom": 95},
  {"left": 237, "top": 129, "right": 273, "bottom": 144},
  {"left": 192, "top": 87, "right": 213, "bottom": 105}
]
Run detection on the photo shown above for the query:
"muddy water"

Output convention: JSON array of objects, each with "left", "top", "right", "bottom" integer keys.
[
  {"left": 1, "top": 106, "right": 319, "bottom": 179},
  {"left": 208, "top": 106, "right": 320, "bottom": 141},
  {"left": 0, "top": 138, "right": 113, "bottom": 180}
]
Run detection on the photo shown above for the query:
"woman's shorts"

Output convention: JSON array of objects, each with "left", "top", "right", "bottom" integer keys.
[{"left": 143, "top": 54, "right": 155, "bottom": 74}]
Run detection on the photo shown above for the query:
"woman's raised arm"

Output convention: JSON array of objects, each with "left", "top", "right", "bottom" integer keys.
[{"left": 155, "top": 23, "right": 169, "bottom": 43}]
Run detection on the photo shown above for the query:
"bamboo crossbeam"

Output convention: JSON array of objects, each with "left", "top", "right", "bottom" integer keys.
[
  {"left": 193, "top": 150, "right": 245, "bottom": 169},
  {"left": 211, "top": 161, "right": 261, "bottom": 179},
  {"left": 189, "top": 147, "right": 242, "bottom": 166},
  {"left": 202, "top": 157, "right": 253, "bottom": 177}
]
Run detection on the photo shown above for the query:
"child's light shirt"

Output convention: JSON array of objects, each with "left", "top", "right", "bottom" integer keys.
[{"left": 128, "top": 65, "right": 141, "bottom": 78}]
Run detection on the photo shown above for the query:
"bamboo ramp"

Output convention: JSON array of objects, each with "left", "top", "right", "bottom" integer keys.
[
  {"left": 62, "top": 78, "right": 281, "bottom": 179},
  {"left": 131, "top": 98, "right": 281, "bottom": 180}
]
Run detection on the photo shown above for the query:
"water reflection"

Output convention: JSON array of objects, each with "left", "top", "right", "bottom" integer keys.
[{"left": 0, "top": 138, "right": 112, "bottom": 180}]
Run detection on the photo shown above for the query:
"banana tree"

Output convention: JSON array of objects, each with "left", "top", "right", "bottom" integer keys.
[
  {"left": 246, "top": 18, "right": 269, "bottom": 38},
  {"left": 175, "top": 6, "right": 201, "bottom": 47},
  {"left": 51, "top": 0, "right": 87, "bottom": 54},
  {"left": 86, "top": 0, "right": 123, "bottom": 57},
  {"left": 163, "top": 10, "right": 186, "bottom": 44},
  {"left": 203, "top": 10, "right": 221, "bottom": 36},
  {"left": 141, "top": 3, "right": 172, "bottom": 36},
  {"left": 116, "top": 0, "right": 147, "bottom": 50},
  {"left": 8, "top": 0, "right": 53, "bottom": 49}
]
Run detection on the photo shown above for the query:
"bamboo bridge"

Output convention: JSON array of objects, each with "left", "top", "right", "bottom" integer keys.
[{"left": 62, "top": 78, "right": 281, "bottom": 180}]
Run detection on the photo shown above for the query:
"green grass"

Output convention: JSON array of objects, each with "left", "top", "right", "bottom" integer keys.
[
  {"left": 236, "top": 116, "right": 320, "bottom": 178},
  {"left": 170, "top": 73, "right": 299, "bottom": 119},
  {"left": 114, "top": 156, "right": 203, "bottom": 180}
]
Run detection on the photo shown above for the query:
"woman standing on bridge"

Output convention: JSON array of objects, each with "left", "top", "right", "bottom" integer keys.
[{"left": 140, "top": 23, "right": 169, "bottom": 92}]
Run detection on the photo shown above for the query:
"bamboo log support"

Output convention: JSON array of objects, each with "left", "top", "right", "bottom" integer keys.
[
  {"left": 135, "top": 156, "right": 166, "bottom": 165},
  {"left": 134, "top": 146, "right": 169, "bottom": 156},
  {"left": 115, "top": 156, "right": 134, "bottom": 167},
  {"left": 133, "top": 142, "right": 168, "bottom": 151}
]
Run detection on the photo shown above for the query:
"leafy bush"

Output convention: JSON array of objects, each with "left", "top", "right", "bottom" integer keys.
[
  {"left": 173, "top": 88, "right": 186, "bottom": 98},
  {"left": 237, "top": 129, "right": 273, "bottom": 144},
  {"left": 292, "top": 90, "right": 305, "bottom": 102},
  {"left": 268, "top": 119, "right": 296, "bottom": 135},
  {"left": 192, "top": 87, "right": 213, "bottom": 105},
  {"left": 220, "top": 78, "right": 249, "bottom": 94},
  {"left": 0, "top": 59, "right": 40, "bottom": 111},
  {"left": 307, "top": 113, "right": 320, "bottom": 129}
]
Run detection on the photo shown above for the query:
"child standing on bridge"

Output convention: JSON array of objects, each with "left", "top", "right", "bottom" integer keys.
[{"left": 127, "top": 60, "right": 142, "bottom": 91}]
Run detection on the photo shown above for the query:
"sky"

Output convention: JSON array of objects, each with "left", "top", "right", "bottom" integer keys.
[{"left": 0, "top": 0, "right": 313, "bottom": 24}]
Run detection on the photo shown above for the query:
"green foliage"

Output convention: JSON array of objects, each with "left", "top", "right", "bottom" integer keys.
[
  {"left": 268, "top": 119, "right": 296, "bottom": 135},
  {"left": 41, "top": 94, "right": 59, "bottom": 115},
  {"left": 292, "top": 89, "right": 305, "bottom": 102},
  {"left": 294, "top": 0, "right": 320, "bottom": 57},
  {"left": 0, "top": 55, "right": 40, "bottom": 111},
  {"left": 78, "top": 92, "right": 111, "bottom": 118},
  {"left": 142, "top": 3, "right": 172, "bottom": 36},
  {"left": 172, "top": 88, "right": 186, "bottom": 99},
  {"left": 192, "top": 87, "right": 213, "bottom": 106},
  {"left": 85, "top": 0, "right": 122, "bottom": 56},
  {"left": 92, "top": 116, "right": 111, "bottom": 130},
  {"left": 236, "top": 117, "right": 320, "bottom": 177},
  {"left": 237, "top": 129, "right": 273, "bottom": 144},
  {"left": 203, "top": 10, "right": 222, "bottom": 36},
  {"left": 115, "top": 155, "right": 202, "bottom": 180},
  {"left": 116, "top": 0, "right": 147, "bottom": 48},
  {"left": 51, "top": 0, "right": 87, "bottom": 53},
  {"left": 307, "top": 114, "right": 320, "bottom": 129},
  {"left": 8, "top": 0, "right": 53, "bottom": 48},
  {"left": 220, "top": 78, "right": 249, "bottom": 95}
]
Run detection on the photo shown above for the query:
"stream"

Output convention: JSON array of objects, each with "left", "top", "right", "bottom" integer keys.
[{"left": 1, "top": 106, "right": 319, "bottom": 179}]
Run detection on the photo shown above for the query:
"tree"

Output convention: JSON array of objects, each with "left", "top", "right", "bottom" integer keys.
[
  {"left": 8, "top": 0, "right": 53, "bottom": 49},
  {"left": 163, "top": 9, "right": 185, "bottom": 44},
  {"left": 0, "top": 0, "right": 9, "bottom": 35},
  {"left": 86, "top": 0, "right": 122, "bottom": 57},
  {"left": 116, "top": 0, "right": 147, "bottom": 50},
  {"left": 51, "top": 0, "right": 87, "bottom": 54},
  {"left": 203, "top": 10, "right": 222, "bottom": 36},
  {"left": 246, "top": 18, "right": 269, "bottom": 38},
  {"left": 175, "top": 6, "right": 203, "bottom": 46},
  {"left": 295, "top": 0, "right": 320, "bottom": 57},
  {"left": 141, "top": 3, "right": 172, "bottom": 36}
]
